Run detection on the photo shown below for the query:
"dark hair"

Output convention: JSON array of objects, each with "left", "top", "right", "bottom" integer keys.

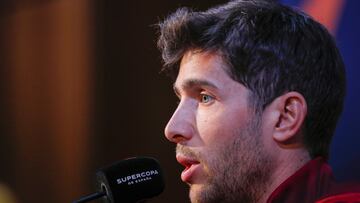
[{"left": 157, "top": 0, "right": 346, "bottom": 158}]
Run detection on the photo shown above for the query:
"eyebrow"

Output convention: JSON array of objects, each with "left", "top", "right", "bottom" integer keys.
[{"left": 173, "top": 78, "right": 219, "bottom": 96}]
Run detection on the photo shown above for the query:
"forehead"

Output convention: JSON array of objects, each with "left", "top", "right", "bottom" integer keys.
[
  {"left": 174, "top": 51, "right": 248, "bottom": 97},
  {"left": 179, "top": 50, "right": 228, "bottom": 77},
  {"left": 174, "top": 50, "right": 235, "bottom": 90}
]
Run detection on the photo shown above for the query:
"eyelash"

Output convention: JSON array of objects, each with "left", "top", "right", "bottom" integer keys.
[
  {"left": 199, "top": 93, "right": 214, "bottom": 104},
  {"left": 174, "top": 91, "right": 215, "bottom": 105}
]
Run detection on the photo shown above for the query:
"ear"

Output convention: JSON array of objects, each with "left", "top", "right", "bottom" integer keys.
[{"left": 270, "top": 92, "right": 307, "bottom": 146}]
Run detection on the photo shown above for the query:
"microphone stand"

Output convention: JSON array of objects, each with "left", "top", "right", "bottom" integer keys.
[{"left": 73, "top": 191, "right": 106, "bottom": 203}]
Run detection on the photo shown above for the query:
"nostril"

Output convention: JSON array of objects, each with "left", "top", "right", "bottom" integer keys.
[{"left": 170, "top": 134, "right": 188, "bottom": 144}]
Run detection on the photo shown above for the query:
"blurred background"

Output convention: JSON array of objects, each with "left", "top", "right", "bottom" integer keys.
[{"left": 0, "top": 0, "right": 359, "bottom": 202}]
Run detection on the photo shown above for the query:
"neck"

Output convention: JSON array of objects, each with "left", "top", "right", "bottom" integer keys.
[{"left": 257, "top": 149, "right": 311, "bottom": 203}]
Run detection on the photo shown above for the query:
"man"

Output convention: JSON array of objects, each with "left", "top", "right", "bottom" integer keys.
[{"left": 157, "top": 0, "right": 359, "bottom": 203}]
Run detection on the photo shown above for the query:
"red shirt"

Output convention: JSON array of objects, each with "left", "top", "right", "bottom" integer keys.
[{"left": 267, "top": 157, "right": 360, "bottom": 203}]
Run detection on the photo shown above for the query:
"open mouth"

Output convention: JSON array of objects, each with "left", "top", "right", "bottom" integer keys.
[{"left": 176, "top": 154, "right": 201, "bottom": 183}]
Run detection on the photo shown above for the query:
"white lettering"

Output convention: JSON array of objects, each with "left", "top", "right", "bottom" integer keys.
[{"left": 116, "top": 169, "right": 160, "bottom": 185}]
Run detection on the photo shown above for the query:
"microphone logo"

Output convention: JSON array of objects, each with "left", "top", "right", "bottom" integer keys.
[
  {"left": 73, "top": 157, "right": 165, "bottom": 203},
  {"left": 116, "top": 169, "right": 160, "bottom": 185}
]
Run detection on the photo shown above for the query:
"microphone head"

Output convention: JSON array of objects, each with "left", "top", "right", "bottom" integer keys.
[{"left": 96, "top": 157, "right": 165, "bottom": 203}]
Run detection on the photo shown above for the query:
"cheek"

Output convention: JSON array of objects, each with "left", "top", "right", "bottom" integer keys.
[
  {"left": 196, "top": 104, "right": 249, "bottom": 145},
  {"left": 196, "top": 106, "right": 224, "bottom": 144}
]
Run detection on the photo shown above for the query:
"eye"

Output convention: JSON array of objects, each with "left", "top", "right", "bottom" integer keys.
[{"left": 200, "top": 94, "right": 214, "bottom": 104}]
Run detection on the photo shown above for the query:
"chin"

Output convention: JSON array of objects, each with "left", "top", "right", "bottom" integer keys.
[
  {"left": 189, "top": 183, "right": 217, "bottom": 203},
  {"left": 189, "top": 184, "right": 205, "bottom": 203}
]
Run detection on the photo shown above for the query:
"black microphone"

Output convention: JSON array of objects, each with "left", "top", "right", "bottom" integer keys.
[{"left": 73, "top": 157, "right": 165, "bottom": 203}]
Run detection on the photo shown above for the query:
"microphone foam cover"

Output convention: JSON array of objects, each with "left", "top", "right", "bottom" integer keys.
[{"left": 96, "top": 157, "right": 165, "bottom": 203}]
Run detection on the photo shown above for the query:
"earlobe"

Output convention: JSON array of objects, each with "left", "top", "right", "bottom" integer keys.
[{"left": 272, "top": 92, "right": 307, "bottom": 146}]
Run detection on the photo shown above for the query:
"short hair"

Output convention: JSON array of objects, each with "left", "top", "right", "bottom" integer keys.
[{"left": 157, "top": 0, "right": 346, "bottom": 158}]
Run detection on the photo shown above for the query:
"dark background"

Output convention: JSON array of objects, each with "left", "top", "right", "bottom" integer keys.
[{"left": 0, "top": 0, "right": 359, "bottom": 203}]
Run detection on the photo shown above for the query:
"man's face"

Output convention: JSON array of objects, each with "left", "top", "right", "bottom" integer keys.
[{"left": 164, "top": 50, "right": 274, "bottom": 203}]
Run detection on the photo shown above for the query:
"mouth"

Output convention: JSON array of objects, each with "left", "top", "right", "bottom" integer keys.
[{"left": 176, "top": 154, "right": 201, "bottom": 183}]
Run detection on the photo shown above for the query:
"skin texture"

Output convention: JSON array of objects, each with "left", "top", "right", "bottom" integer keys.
[
  {"left": 165, "top": 50, "right": 276, "bottom": 203},
  {"left": 164, "top": 49, "right": 310, "bottom": 202}
]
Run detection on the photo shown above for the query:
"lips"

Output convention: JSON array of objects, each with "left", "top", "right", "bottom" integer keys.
[{"left": 176, "top": 154, "right": 200, "bottom": 183}]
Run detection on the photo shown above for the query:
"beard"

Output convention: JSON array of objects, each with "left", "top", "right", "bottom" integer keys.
[{"left": 177, "top": 113, "right": 274, "bottom": 203}]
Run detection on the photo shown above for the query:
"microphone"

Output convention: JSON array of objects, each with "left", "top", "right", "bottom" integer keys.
[{"left": 73, "top": 157, "right": 165, "bottom": 203}]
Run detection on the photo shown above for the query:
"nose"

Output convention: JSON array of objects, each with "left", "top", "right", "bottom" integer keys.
[{"left": 164, "top": 101, "right": 195, "bottom": 144}]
